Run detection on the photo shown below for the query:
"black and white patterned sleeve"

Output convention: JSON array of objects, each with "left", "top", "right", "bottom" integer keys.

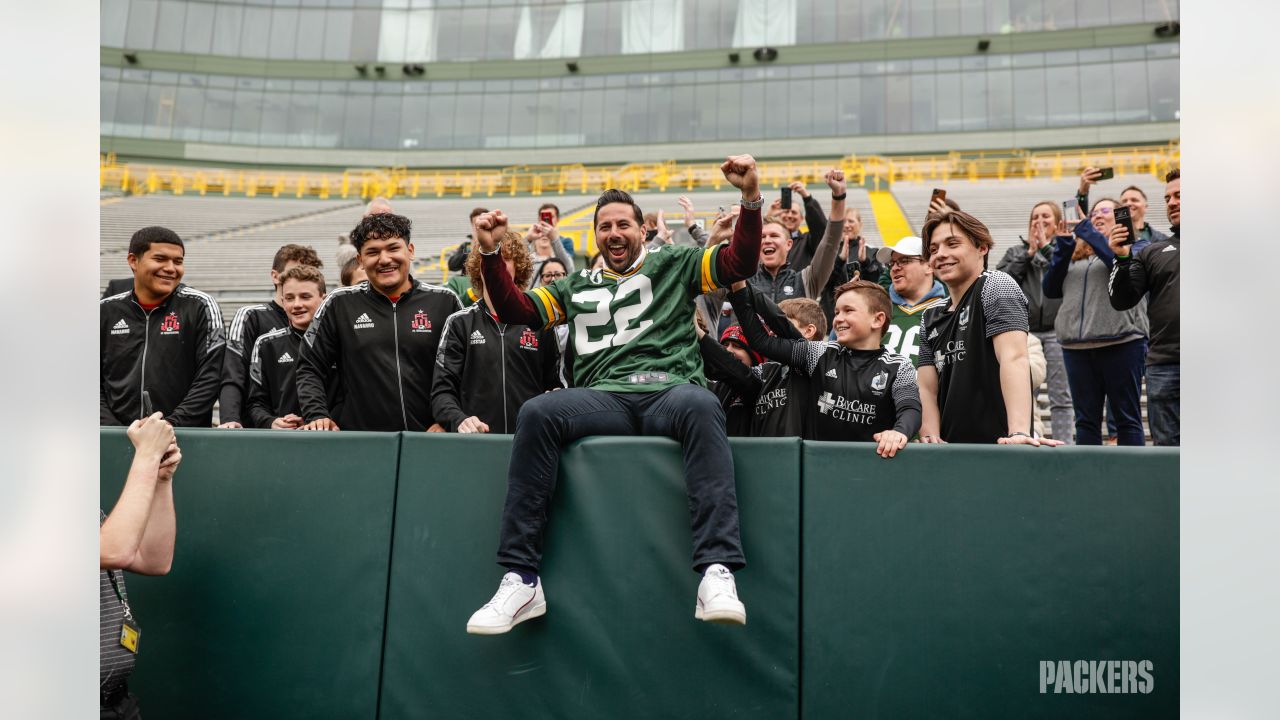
[
  {"left": 916, "top": 311, "right": 936, "bottom": 367},
  {"left": 981, "top": 271, "right": 1030, "bottom": 338},
  {"left": 888, "top": 355, "right": 922, "bottom": 436},
  {"left": 789, "top": 341, "right": 830, "bottom": 376}
]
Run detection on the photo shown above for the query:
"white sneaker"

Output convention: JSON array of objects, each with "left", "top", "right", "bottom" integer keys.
[
  {"left": 695, "top": 564, "right": 746, "bottom": 625},
  {"left": 466, "top": 572, "right": 546, "bottom": 635}
]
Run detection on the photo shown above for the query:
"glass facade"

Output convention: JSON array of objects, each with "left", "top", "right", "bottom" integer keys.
[
  {"left": 101, "top": 43, "right": 1179, "bottom": 150},
  {"left": 102, "top": 0, "right": 1180, "bottom": 62}
]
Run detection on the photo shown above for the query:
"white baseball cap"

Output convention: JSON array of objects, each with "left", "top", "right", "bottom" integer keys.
[{"left": 876, "top": 236, "right": 924, "bottom": 265}]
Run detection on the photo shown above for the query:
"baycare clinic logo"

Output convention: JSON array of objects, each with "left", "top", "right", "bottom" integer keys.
[
  {"left": 410, "top": 310, "right": 432, "bottom": 333},
  {"left": 519, "top": 328, "right": 539, "bottom": 350},
  {"left": 160, "top": 312, "right": 181, "bottom": 335}
]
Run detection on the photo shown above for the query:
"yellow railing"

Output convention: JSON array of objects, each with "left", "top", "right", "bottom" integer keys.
[{"left": 100, "top": 141, "right": 1179, "bottom": 201}]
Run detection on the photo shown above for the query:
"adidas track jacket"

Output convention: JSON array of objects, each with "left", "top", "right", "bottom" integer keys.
[
  {"left": 297, "top": 280, "right": 461, "bottom": 431},
  {"left": 100, "top": 284, "right": 226, "bottom": 427},
  {"left": 429, "top": 301, "right": 563, "bottom": 433},
  {"left": 219, "top": 301, "right": 288, "bottom": 425},
  {"left": 247, "top": 326, "right": 342, "bottom": 428}
]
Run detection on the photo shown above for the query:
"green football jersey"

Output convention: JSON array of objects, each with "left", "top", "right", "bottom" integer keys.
[
  {"left": 528, "top": 243, "right": 726, "bottom": 392},
  {"left": 445, "top": 275, "right": 479, "bottom": 308},
  {"left": 884, "top": 296, "right": 948, "bottom": 366}
]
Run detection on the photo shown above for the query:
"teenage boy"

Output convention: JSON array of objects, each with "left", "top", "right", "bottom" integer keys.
[
  {"left": 430, "top": 232, "right": 563, "bottom": 434},
  {"left": 218, "top": 244, "right": 324, "bottom": 428},
  {"left": 464, "top": 154, "right": 763, "bottom": 634},
  {"left": 296, "top": 213, "right": 462, "bottom": 431},
  {"left": 246, "top": 266, "right": 332, "bottom": 429},
  {"left": 730, "top": 279, "right": 920, "bottom": 457},
  {"left": 875, "top": 236, "right": 948, "bottom": 366},
  {"left": 915, "top": 210, "right": 1063, "bottom": 446},
  {"left": 101, "top": 227, "right": 225, "bottom": 427}
]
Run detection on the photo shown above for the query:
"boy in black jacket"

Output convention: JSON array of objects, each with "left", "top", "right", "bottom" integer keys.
[
  {"left": 729, "top": 279, "right": 920, "bottom": 457},
  {"left": 430, "top": 232, "right": 563, "bottom": 434},
  {"left": 247, "top": 266, "right": 336, "bottom": 429}
]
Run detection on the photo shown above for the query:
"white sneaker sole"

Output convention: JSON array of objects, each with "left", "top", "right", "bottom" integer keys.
[
  {"left": 695, "top": 602, "right": 746, "bottom": 625},
  {"left": 466, "top": 601, "right": 547, "bottom": 635}
]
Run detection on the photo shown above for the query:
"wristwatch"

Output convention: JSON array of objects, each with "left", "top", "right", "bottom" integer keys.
[{"left": 739, "top": 194, "right": 764, "bottom": 211}]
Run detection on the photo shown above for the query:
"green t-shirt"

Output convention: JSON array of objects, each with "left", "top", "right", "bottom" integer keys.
[
  {"left": 884, "top": 295, "right": 948, "bottom": 367},
  {"left": 528, "top": 243, "right": 726, "bottom": 392},
  {"left": 445, "top": 275, "right": 479, "bottom": 308}
]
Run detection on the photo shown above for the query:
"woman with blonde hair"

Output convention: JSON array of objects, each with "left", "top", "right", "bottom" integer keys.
[{"left": 996, "top": 200, "right": 1073, "bottom": 443}]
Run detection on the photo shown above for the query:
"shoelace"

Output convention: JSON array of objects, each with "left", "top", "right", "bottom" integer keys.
[
  {"left": 704, "top": 570, "right": 737, "bottom": 599},
  {"left": 483, "top": 576, "right": 524, "bottom": 610}
]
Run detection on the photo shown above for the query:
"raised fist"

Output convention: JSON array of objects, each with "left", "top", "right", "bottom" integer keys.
[
  {"left": 720, "top": 154, "right": 759, "bottom": 197},
  {"left": 473, "top": 210, "right": 509, "bottom": 253},
  {"left": 824, "top": 168, "right": 846, "bottom": 196}
]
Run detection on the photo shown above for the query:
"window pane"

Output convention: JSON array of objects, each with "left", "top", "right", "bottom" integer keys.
[
  {"left": 240, "top": 7, "right": 271, "bottom": 58},
  {"left": 909, "top": 0, "right": 936, "bottom": 37},
  {"left": 182, "top": 2, "right": 214, "bottom": 54},
  {"left": 860, "top": 76, "right": 886, "bottom": 134},
  {"left": 1012, "top": 66, "right": 1045, "bottom": 128},
  {"left": 788, "top": 79, "right": 816, "bottom": 138},
  {"left": 1146, "top": 57, "right": 1178, "bottom": 121},
  {"left": 811, "top": 76, "right": 838, "bottom": 137},
  {"left": 838, "top": 74, "right": 862, "bottom": 134},
  {"left": 126, "top": 0, "right": 159, "bottom": 49},
  {"left": 152, "top": 1, "right": 185, "bottom": 52},
  {"left": 172, "top": 83, "right": 206, "bottom": 142},
  {"left": 102, "top": 0, "right": 129, "bottom": 46},
  {"left": 212, "top": 5, "right": 244, "bottom": 56},
  {"left": 115, "top": 82, "right": 148, "bottom": 138},
  {"left": 961, "top": 70, "right": 988, "bottom": 130},
  {"left": 911, "top": 73, "right": 936, "bottom": 132},
  {"left": 201, "top": 88, "right": 234, "bottom": 144},
  {"left": 482, "top": 90, "right": 512, "bottom": 148},
  {"left": 368, "top": 94, "right": 403, "bottom": 149},
  {"left": 295, "top": 9, "right": 326, "bottom": 60},
  {"left": 231, "top": 86, "right": 264, "bottom": 145},
  {"left": 935, "top": 72, "right": 963, "bottom": 132},
  {"left": 350, "top": 8, "right": 382, "bottom": 61},
  {"left": 101, "top": 79, "right": 120, "bottom": 135},
  {"left": 986, "top": 68, "right": 1014, "bottom": 129},
  {"left": 398, "top": 95, "right": 428, "bottom": 149},
  {"left": 342, "top": 94, "right": 375, "bottom": 148},
  {"left": 452, "top": 93, "right": 482, "bottom": 148},
  {"left": 286, "top": 92, "right": 318, "bottom": 147},
  {"left": 885, "top": 74, "right": 911, "bottom": 134},
  {"left": 1078, "top": 62, "right": 1115, "bottom": 125},
  {"left": 1111, "top": 59, "right": 1152, "bottom": 121},
  {"left": 268, "top": 9, "right": 300, "bottom": 59},
  {"left": 323, "top": 10, "right": 354, "bottom": 60},
  {"left": 314, "top": 94, "right": 345, "bottom": 148},
  {"left": 557, "top": 82, "right": 584, "bottom": 146},
  {"left": 1044, "top": 64, "right": 1080, "bottom": 126}
]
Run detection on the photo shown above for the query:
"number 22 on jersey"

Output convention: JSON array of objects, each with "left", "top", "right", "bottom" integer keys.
[{"left": 571, "top": 275, "right": 654, "bottom": 356}]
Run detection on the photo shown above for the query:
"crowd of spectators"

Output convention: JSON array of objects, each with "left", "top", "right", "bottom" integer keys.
[{"left": 100, "top": 167, "right": 1180, "bottom": 448}]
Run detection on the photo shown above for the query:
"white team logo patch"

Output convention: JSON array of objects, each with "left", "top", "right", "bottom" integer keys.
[
  {"left": 277, "top": 352, "right": 294, "bottom": 364},
  {"left": 470, "top": 330, "right": 486, "bottom": 345},
  {"left": 958, "top": 306, "right": 970, "bottom": 328},
  {"left": 111, "top": 318, "right": 129, "bottom": 336},
  {"left": 825, "top": 368, "right": 838, "bottom": 379},
  {"left": 783, "top": 285, "right": 795, "bottom": 295},
  {"left": 354, "top": 312, "right": 375, "bottom": 330},
  {"left": 870, "top": 370, "right": 888, "bottom": 392}
]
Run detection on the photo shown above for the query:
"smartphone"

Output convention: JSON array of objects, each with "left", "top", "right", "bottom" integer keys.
[
  {"left": 1062, "top": 198, "right": 1083, "bottom": 224},
  {"left": 931, "top": 188, "right": 947, "bottom": 204},
  {"left": 141, "top": 390, "right": 153, "bottom": 419},
  {"left": 1113, "top": 206, "right": 1137, "bottom": 246},
  {"left": 780, "top": 186, "right": 793, "bottom": 210},
  {"left": 1096, "top": 167, "right": 1115, "bottom": 181},
  {"left": 538, "top": 209, "right": 555, "bottom": 226}
]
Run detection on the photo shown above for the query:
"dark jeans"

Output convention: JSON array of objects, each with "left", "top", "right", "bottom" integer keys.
[
  {"left": 1145, "top": 363, "right": 1180, "bottom": 446},
  {"left": 1062, "top": 338, "right": 1147, "bottom": 446},
  {"left": 496, "top": 385, "right": 745, "bottom": 573}
]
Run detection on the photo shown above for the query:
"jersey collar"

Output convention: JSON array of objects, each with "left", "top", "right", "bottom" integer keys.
[{"left": 602, "top": 246, "right": 648, "bottom": 280}]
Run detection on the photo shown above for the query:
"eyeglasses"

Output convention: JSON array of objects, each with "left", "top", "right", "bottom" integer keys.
[
  {"left": 888, "top": 257, "right": 921, "bottom": 268},
  {"left": 540, "top": 271, "right": 567, "bottom": 282},
  {"left": 1090, "top": 207, "right": 1114, "bottom": 217}
]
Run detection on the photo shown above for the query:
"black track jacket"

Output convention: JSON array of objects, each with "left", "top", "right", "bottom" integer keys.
[
  {"left": 297, "top": 280, "right": 461, "bottom": 431},
  {"left": 100, "top": 284, "right": 226, "bottom": 427},
  {"left": 429, "top": 301, "right": 563, "bottom": 433},
  {"left": 219, "top": 300, "right": 288, "bottom": 424}
]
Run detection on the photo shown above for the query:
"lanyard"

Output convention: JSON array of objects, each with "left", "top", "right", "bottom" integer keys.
[{"left": 107, "top": 569, "right": 134, "bottom": 622}]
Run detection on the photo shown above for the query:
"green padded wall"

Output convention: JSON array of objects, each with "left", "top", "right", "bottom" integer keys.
[
  {"left": 379, "top": 435, "right": 800, "bottom": 720},
  {"left": 801, "top": 443, "right": 1178, "bottom": 720},
  {"left": 99, "top": 428, "right": 401, "bottom": 720}
]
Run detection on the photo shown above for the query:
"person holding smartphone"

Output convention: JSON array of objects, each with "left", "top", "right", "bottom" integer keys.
[
  {"left": 996, "top": 201, "right": 1073, "bottom": 443},
  {"left": 1041, "top": 198, "right": 1149, "bottom": 446}
]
